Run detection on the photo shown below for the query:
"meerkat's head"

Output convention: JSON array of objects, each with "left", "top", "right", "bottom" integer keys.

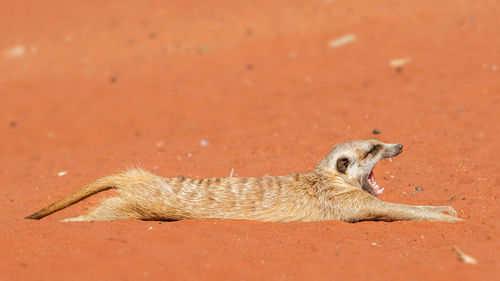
[{"left": 314, "top": 139, "right": 403, "bottom": 196}]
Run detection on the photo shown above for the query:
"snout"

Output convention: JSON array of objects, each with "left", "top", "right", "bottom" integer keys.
[{"left": 383, "top": 143, "right": 403, "bottom": 157}]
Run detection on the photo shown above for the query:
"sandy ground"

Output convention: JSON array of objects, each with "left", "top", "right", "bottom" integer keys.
[{"left": 1, "top": 1, "right": 499, "bottom": 280}]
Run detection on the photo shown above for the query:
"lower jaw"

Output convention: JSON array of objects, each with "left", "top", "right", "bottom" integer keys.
[
  {"left": 364, "top": 171, "right": 384, "bottom": 195},
  {"left": 361, "top": 180, "right": 384, "bottom": 196},
  {"left": 363, "top": 185, "right": 378, "bottom": 196},
  {"left": 361, "top": 181, "right": 377, "bottom": 196}
]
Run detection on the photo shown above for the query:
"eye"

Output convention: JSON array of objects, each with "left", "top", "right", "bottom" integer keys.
[{"left": 364, "top": 144, "right": 382, "bottom": 158}]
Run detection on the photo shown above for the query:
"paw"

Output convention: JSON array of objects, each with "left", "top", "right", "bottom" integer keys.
[
  {"left": 445, "top": 216, "right": 463, "bottom": 223},
  {"left": 425, "top": 206, "right": 458, "bottom": 217}
]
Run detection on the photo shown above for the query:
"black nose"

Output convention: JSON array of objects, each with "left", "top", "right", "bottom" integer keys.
[{"left": 396, "top": 144, "right": 403, "bottom": 151}]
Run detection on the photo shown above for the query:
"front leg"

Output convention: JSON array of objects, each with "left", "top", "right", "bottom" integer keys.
[
  {"left": 420, "top": 205, "right": 458, "bottom": 216},
  {"left": 369, "top": 201, "right": 462, "bottom": 222},
  {"left": 339, "top": 192, "right": 462, "bottom": 222}
]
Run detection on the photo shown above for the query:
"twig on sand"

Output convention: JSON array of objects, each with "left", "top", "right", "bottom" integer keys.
[
  {"left": 389, "top": 57, "right": 412, "bottom": 67},
  {"left": 329, "top": 34, "right": 357, "bottom": 48},
  {"left": 454, "top": 246, "right": 477, "bottom": 264}
]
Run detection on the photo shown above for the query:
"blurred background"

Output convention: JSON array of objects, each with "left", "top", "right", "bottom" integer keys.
[{"left": 1, "top": 1, "right": 499, "bottom": 281}]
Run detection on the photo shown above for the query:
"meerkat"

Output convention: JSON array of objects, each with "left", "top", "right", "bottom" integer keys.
[{"left": 25, "top": 139, "right": 461, "bottom": 223}]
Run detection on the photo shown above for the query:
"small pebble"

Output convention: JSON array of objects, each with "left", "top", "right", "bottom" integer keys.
[
  {"left": 449, "top": 195, "right": 455, "bottom": 202},
  {"left": 415, "top": 186, "right": 424, "bottom": 191},
  {"left": 5, "top": 45, "right": 26, "bottom": 58},
  {"left": 200, "top": 140, "right": 210, "bottom": 147},
  {"left": 372, "top": 128, "right": 381, "bottom": 135},
  {"left": 110, "top": 76, "right": 117, "bottom": 83},
  {"left": 178, "top": 175, "right": 185, "bottom": 180},
  {"left": 58, "top": 171, "right": 67, "bottom": 177},
  {"left": 147, "top": 226, "right": 153, "bottom": 231}
]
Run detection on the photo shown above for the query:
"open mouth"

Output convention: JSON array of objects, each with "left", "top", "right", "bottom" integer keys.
[
  {"left": 367, "top": 170, "right": 384, "bottom": 195},
  {"left": 361, "top": 143, "right": 403, "bottom": 196},
  {"left": 362, "top": 157, "right": 394, "bottom": 196}
]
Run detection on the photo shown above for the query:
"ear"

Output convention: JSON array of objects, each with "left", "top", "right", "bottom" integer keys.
[{"left": 336, "top": 158, "right": 350, "bottom": 174}]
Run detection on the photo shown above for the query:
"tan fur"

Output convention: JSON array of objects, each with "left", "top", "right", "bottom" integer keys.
[{"left": 25, "top": 140, "right": 461, "bottom": 223}]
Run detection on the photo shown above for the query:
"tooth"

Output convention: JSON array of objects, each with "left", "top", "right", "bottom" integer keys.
[
  {"left": 389, "top": 158, "right": 393, "bottom": 162},
  {"left": 379, "top": 187, "right": 384, "bottom": 193}
]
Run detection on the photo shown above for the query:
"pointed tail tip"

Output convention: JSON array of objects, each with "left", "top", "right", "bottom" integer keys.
[{"left": 25, "top": 213, "right": 42, "bottom": 220}]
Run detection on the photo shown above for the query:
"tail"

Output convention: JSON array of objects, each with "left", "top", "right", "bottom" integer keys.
[{"left": 25, "top": 176, "right": 116, "bottom": 220}]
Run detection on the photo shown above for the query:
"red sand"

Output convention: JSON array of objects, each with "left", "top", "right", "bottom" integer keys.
[{"left": 1, "top": 1, "right": 499, "bottom": 280}]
